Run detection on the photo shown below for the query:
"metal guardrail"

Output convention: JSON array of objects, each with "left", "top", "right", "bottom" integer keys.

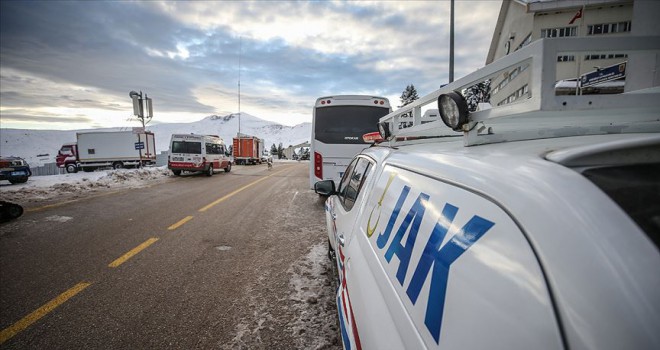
[
  {"left": 156, "top": 151, "right": 168, "bottom": 167},
  {"left": 31, "top": 163, "right": 66, "bottom": 176}
]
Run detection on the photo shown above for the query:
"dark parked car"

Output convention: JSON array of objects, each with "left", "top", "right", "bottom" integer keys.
[{"left": 0, "top": 156, "right": 32, "bottom": 184}]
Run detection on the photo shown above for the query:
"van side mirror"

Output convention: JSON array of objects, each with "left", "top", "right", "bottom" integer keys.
[{"left": 314, "top": 180, "right": 337, "bottom": 196}]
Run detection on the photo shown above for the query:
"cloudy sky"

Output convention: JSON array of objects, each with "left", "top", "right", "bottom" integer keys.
[{"left": 0, "top": 0, "right": 501, "bottom": 130}]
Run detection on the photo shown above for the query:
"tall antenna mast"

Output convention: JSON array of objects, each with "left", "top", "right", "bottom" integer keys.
[{"left": 238, "top": 36, "right": 242, "bottom": 136}]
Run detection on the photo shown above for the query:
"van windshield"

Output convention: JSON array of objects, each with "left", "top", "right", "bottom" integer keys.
[{"left": 172, "top": 141, "right": 202, "bottom": 154}]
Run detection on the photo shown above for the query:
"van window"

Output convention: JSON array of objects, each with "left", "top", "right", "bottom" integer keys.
[
  {"left": 337, "top": 159, "right": 357, "bottom": 199},
  {"left": 206, "top": 143, "right": 225, "bottom": 155},
  {"left": 338, "top": 157, "right": 373, "bottom": 211},
  {"left": 172, "top": 141, "right": 202, "bottom": 154},
  {"left": 583, "top": 163, "right": 660, "bottom": 247}
]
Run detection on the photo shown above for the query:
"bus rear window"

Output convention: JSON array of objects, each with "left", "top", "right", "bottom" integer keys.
[
  {"left": 582, "top": 163, "right": 660, "bottom": 248},
  {"left": 171, "top": 141, "right": 202, "bottom": 154},
  {"left": 315, "top": 106, "right": 389, "bottom": 144}
]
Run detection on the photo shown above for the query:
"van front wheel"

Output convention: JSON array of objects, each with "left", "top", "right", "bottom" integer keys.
[
  {"left": 206, "top": 165, "right": 214, "bottom": 177},
  {"left": 224, "top": 163, "right": 231, "bottom": 173}
]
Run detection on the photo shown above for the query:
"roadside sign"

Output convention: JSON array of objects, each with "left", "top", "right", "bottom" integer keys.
[
  {"left": 580, "top": 61, "right": 627, "bottom": 88},
  {"left": 135, "top": 142, "right": 145, "bottom": 150}
]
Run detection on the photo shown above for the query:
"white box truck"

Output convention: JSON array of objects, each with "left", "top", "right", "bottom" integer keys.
[{"left": 56, "top": 129, "right": 156, "bottom": 173}]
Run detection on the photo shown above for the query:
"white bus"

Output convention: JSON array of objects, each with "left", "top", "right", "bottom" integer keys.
[{"left": 309, "top": 95, "right": 391, "bottom": 188}]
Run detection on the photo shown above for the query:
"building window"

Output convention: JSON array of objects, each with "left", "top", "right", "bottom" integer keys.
[
  {"left": 498, "top": 84, "right": 530, "bottom": 106},
  {"left": 515, "top": 33, "right": 532, "bottom": 51},
  {"left": 584, "top": 53, "right": 628, "bottom": 61},
  {"left": 557, "top": 55, "right": 575, "bottom": 62},
  {"left": 541, "top": 26, "right": 577, "bottom": 38},
  {"left": 588, "top": 21, "right": 631, "bottom": 35},
  {"left": 492, "top": 64, "right": 529, "bottom": 96}
]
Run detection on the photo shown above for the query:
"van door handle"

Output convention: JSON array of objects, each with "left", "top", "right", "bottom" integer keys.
[{"left": 337, "top": 232, "right": 345, "bottom": 246}]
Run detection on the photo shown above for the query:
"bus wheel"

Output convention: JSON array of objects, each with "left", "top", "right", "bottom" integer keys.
[
  {"left": 206, "top": 165, "right": 214, "bottom": 177},
  {"left": 172, "top": 169, "right": 181, "bottom": 176}
]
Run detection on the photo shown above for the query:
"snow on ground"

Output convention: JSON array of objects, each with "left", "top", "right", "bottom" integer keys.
[
  {"left": 0, "top": 160, "right": 304, "bottom": 206},
  {"left": 0, "top": 166, "right": 171, "bottom": 205},
  {"left": 287, "top": 243, "right": 341, "bottom": 349}
]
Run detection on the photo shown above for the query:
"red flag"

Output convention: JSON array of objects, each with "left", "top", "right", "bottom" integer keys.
[{"left": 569, "top": 7, "right": 583, "bottom": 24}]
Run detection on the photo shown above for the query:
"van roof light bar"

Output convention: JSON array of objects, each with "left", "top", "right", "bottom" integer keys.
[{"left": 379, "top": 36, "right": 660, "bottom": 147}]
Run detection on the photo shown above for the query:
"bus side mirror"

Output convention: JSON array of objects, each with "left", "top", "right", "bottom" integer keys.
[{"left": 314, "top": 180, "right": 336, "bottom": 196}]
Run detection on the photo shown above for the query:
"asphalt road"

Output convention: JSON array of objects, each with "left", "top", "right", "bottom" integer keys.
[{"left": 0, "top": 163, "right": 341, "bottom": 349}]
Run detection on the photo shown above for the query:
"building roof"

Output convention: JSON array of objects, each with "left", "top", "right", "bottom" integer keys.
[{"left": 516, "top": 0, "right": 629, "bottom": 12}]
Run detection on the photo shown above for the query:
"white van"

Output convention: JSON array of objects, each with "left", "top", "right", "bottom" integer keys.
[
  {"left": 315, "top": 36, "right": 660, "bottom": 350},
  {"left": 168, "top": 134, "right": 231, "bottom": 176}
]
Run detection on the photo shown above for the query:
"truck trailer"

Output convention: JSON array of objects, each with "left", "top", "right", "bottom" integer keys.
[
  {"left": 56, "top": 130, "right": 156, "bottom": 173},
  {"left": 232, "top": 135, "right": 263, "bottom": 165}
]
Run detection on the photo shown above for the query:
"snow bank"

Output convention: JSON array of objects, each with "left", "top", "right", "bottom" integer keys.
[{"left": 0, "top": 166, "right": 171, "bottom": 204}]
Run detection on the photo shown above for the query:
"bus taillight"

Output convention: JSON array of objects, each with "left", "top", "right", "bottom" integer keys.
[{"left": 314, "top": 152, "right": 322, "bottom": 179}]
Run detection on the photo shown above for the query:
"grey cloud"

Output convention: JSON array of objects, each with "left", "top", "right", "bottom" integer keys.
[
  {"left": 1, "top": 113, "right": 94, "bottom": 124},
  {"left": 0, "top": 0, "right": 500, "bottom": 128},
  {"left": 0, "top": 91, "right": 126, "bottom": 111},
  {"left": 1, "top": 1, "right": 217, "bottom": 114}
]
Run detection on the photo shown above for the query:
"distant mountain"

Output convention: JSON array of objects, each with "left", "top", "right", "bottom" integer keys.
[{"left": 0, "top": 113, "right": 311, "bottom": 167}]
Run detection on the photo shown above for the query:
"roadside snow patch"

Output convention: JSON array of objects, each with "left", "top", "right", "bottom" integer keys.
[
  {"left": 44, "top": 215, "right": 73, "bottom": 223},
  {"left": 287, "top": 243, "right": 340, "bottom": 349}
]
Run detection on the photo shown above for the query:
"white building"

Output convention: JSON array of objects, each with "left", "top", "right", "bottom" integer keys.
[{"left": 485, "top": 0, "right": 659, "bottom": 104}]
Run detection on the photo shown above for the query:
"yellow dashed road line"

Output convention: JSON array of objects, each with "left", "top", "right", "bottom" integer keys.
[
  {"left": 0, "top": 282, "right": 92, "bottom": 345},
  {"left": 168, "top": 216, "right": 194, "bottom": 230},
  {"left": 198, "top": 167, "right": 289, "bottom": 212},
  {"left": 108, "top": 237, "right": 159, "bottom": 268}
]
